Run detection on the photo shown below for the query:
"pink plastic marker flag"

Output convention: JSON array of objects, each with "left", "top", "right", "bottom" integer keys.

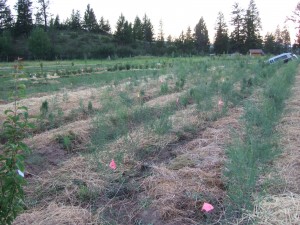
[
  {"left": 109, "top": 159, "right": 116, "bottom": 170},
  {"left": 218, "top": 98, "right": 224, "bottom": 110},
  {"left": 176, "top": 98, "right": 179, "bottom": 104},
  {"left": 202, "top": 202, "right": 214, "bottom": 212}
]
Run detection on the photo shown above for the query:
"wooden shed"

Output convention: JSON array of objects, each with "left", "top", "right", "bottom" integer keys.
[{"left": 249, "top": 49, "right": 265, "bottom": 56}]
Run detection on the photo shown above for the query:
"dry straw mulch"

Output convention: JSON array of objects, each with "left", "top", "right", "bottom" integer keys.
[
  {"left": 0, "top": 87, "right": 102, "bottom": 123},
  {"left": 24, "top": 155, "right": 106, "bottom": 205},
  {"left": 13, "top": 203, "right": 93, "bottom": 225},
  {"left": 24, "top": 118, "right": 91, "bottom": 151},
  {"left": 275, "top": 76, "right": 300, "bottom": 194},
  {"left": 142, "top": 107, "right": 243, "bottom": 223},
  {"left": 248, "top": 193, "right": 300, "bottom": 225},
  {"left": 246, "top": 69, "right": 300, "bottom": 224}
]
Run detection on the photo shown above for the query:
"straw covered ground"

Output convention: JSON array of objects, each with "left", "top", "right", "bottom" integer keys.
[
  {"left": 244, "top": 69, "right": 300, "bottom": 224},
  {"left": 1, "top": 57, "right": 297, "bottom": 224}
]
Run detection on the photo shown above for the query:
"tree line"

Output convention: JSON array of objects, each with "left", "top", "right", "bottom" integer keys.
[{"left": 0, "top": 0, "right": 299, "bottom": 60}]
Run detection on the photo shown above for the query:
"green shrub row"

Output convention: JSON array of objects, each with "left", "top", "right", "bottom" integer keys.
[{"left": 224, "top": 62, "right": 298, "bottom": 217}]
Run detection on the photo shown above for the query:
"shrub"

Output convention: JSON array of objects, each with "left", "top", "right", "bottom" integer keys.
[
  {"left": 0, "top": 64, "right": 33, "bottom": 224},
  {"left": 160, "top": 82, "right": 169, "bottom": 94}
]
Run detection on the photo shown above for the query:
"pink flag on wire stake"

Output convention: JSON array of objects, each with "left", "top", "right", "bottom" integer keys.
[
  {"left": 202, "top": 202, "right": 214, "bottom": 212},
  {"left": 109, "top": 159, "right": 116, "bottom": 170},
  {"left": 218, "top": 98, "right": 224, "bottom": 110}
]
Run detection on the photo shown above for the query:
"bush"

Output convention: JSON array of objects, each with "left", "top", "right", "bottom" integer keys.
[
  {"left": 224, "top": 62, "right": 298, "bottom": 213},
  {"left": 116, "top": 46, "right": 134, "bottom": 58}
]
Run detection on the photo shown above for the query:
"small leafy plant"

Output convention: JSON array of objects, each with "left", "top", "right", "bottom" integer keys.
[{"left": 0, "top": 58, "right": 33, "bottom": 224}]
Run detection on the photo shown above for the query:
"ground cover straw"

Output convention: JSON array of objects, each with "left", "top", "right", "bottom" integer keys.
[
  {"left": 223, "top": 61, "right": 299, "bottom": 221},
  {"left": 8, "top": 56, "right": 287, "bottom": 224}
]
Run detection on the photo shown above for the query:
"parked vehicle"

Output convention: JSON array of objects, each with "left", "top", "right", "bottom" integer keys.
[{"left": 268, "top": 53, "right": 298, "bottom": 64}]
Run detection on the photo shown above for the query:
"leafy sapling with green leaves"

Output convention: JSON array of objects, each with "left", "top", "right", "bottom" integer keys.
[{"left": 0, "top": 58, "right": 34, "bottom": 225}]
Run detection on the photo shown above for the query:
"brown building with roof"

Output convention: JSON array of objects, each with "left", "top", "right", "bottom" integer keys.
[{"left": 249, "top": 49, "right": 265, "bottom": 56}]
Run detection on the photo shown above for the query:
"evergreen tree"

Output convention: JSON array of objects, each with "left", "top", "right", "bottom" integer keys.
[
  {"left": 184, "top": 26, "right": 194, "bottom": 54},
  {"left": 229, "top": 2, "right": 245, "bottom": 53},
  {"left": 0, "top": 30, "right": 13, "bottom": 60},
  {"left": 175, "top": 31, "right": 185, "bottom": 53},
  {"left": 133, "top": 16, "right": 143, "bottom": 40},
  {"left": 166, "top": 34, "right": 176, "bottom": 55},
  {"left": 36, "top": 0, "right": 50, "bottom": 30},
  {"left": 114, "top": 14, "right": 133, "bottom": 44},
  {"left": 142, "top": 14, "right": 154, "bottom": 42},
  {"left": 154, "top": 19, "right": 165, "bottom": 55},
  {"left": 99, "top": 16, "right": 110, "bottom": 34},
  {"left": 35, "top": 11, "right": 43, "bottom": 26},
  {"left": 0, "top": 0, "right": 13, "bottom": 32},
  {"left": 194, "top": 17, "right": 210, "bottom": 54},
  {"left": 167, "top": 35, "right": 173, "bottom": 43},
  {"left": 287, "top": 2, "right": 300, "bottom": 47},
  {"left": 281, "top": 26, "right": 291, "bottom": 52},
  {"left": 157, "top": 19, "right": 164, "bottom": 43},
  {"left": 28, "top": 27, "right": 50, "bottom": 59},
  {"left": 214, "top": 12, "right": 229, "bottom": 54},
  {"left": 123, "top": 21, "right": 133, "bottom": 44},
  {"left": 114, "top": 13, "right": 126, "bottom": 44},
  {"left": 263, "top": 32, "right": 276, "bottom": 54},
  {"left": 14, "top": 0, "right": 33, "bottom": 37},
  {"left": 68, "top": 9, "right": 81, "bottom": 31},
  {"left": 156, "top": 19, "right": 165, "bottom": 49},
  {"left": 53, "top": 14, "right": 60, "bottom": 29},
  {"left": 243, "top": 0, "right": 262, "bottom": 51},
  {"left": 83, "top": 4, "right": 98, "bottom": 32},
  {"left": 274, "top": 25, "right": 283, "bottom": 54}
]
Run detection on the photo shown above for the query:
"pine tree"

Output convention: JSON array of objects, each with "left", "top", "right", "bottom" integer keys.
[
  {"left": 229, "top": 2, "right": 245, "bottom": 53},
  {"left": 114, "top": 13, "right": 126, "bottom": 44},
  {"left": 184, "top": 26, "right": 194, "bottom": 54},
  {"left": 53, "top": 14, "right": 60, "bottom": 29},
  {"left": 157, "top": 19, "right": 164, "bottom": 43},
  {"left": 28, "top": 27, "right": 50, "bottom": 59},
  {"left": 14, "top": 0, "right": 33, "bottom": 37},
  {"left": 133, "top": 16, "right": 143, "bottom": 40},
  {"left": 0, "top": 0, "right": 13, "bottom": 32},
  {"left": 214, "top": 12, "right": 229, "bottom": 54},
  {"left": 243, "top": 0, "right": 262, "bottom": 51},
  {"left": 83, "top": 4, "right": 98, "bottom": 32},
  {"left": 36, "top": 0, "right": 50, "bottom": 30},
  {"left": 0, "top": 30, "right": 13, "bottom": 60},
  {"left": 281, "top": 26, "right": 291, "bottom": 52},
  {"left": 69, "top": 9, "right": 81, "bottom": 31},
  {"left": 99, "top": 16, "right": 110, "bottom": 34},
  {"left": 194, "top": 17, "right": 210, "bottom": 54},
  {"left": 123, "top": 21, "right": 133, "bottom": 44},
  {"left": 287, "top": 2, "right": 300, "bottom": 47},
  {"left": 156, "top": 19, "right": 165, "bottom": 51},
  {"left": 263, "top": 32, "right": 276, "bottom": 54},
  {"left": 274, "top": 25, "right": 283, "bottom": 54},
  {"left": 175, "top": 30, "right": 185, "bottom": 53},
  {"left": 143, "top": 14, "right": 154, "bottom": 43}
]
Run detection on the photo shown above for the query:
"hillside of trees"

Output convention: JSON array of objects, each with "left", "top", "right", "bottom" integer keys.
[{"left": 0, "top": 0, "right": 299, "bottom": 61}]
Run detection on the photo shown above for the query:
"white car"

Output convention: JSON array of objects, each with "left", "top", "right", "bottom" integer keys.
[{"left": 268, "top": 53, "right": 298, "bottom": 64}]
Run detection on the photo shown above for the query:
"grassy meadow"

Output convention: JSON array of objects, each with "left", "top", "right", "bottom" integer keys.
[{"left": 0, "top": 56, "right": 299, "bottom": 224}]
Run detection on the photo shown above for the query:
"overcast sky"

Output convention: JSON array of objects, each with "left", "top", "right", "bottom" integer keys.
[{"left": 7, "top": 0, "right": 299, "bottom": 43}]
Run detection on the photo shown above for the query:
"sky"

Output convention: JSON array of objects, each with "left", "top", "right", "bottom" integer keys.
[{"left": 7, "top": 0, "right": 299, "bottom": 43}]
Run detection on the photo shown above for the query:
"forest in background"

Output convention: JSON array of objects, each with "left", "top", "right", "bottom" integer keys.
[{"left": 0, "top": 0, "right": 300, "bottom": 60}]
